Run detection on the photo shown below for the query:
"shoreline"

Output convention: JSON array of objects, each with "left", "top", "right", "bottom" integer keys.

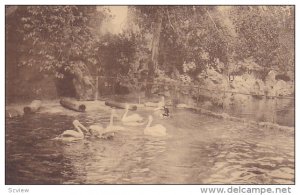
[{"left": 5, "top": 98, "right": 294, "bottom": 136}]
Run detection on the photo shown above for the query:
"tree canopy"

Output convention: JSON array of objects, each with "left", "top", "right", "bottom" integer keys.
[{"left": 6, "top": 5, "right": 294, "bottom": 98}]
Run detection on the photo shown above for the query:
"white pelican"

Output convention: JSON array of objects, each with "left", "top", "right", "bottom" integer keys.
[
  {"left": 88, "top": 123, "right": 105, "bottom": 138},
  {"left": 55, "top": 120, "right": 88, "bottom": 141},
  {"left": 121, "top": 104, "right": 144, "bottom": 124},
  {"left": 144, "top": 115, "right": 167, "bottom": 137},
  {"left": 105, "top": 108, "right": 125, "bottom": 131},
  {"left": 153, "top": 96, "right": 165, "bottom": 111},
  {"left": 88, "top": 109, "right": 125, "bottom": 139}
]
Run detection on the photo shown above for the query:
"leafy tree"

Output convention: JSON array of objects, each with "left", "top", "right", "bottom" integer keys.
[
  {"left": 96, "top": 33, "right": 136, "bottom": 76},
  {"left": 128, "top": 6, "right": 294, "bottom": 81},
  {"left": 15, "top": 6, "right": 109, "bottom": 78},
  {"left": 231, "top": 6, "right": 294, "bottom": 74}
]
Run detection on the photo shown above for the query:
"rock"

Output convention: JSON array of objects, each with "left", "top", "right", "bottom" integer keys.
[
  {"left": 274, "top": 80, "right": 293, "bottom": 96},
  {"left": 266, "top": 70, "right": 277, "bottom": 83},
  {"left": 206, "top": 68, "right": 224, "bottom": 84},
  {"left": 265, "top": 70, "right": 278, "bottom": 96},
  {"left": 73, "top": 61, "right": 96, "bottom": 101}
]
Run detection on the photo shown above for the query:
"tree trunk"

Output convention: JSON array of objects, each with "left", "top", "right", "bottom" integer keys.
[{"left": 145, "top": 14, "right": 163, "bottom": 97}]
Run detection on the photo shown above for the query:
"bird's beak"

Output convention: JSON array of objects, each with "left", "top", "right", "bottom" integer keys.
[{"left": 78, "top": 123, "right": 88, "bottom": 132}]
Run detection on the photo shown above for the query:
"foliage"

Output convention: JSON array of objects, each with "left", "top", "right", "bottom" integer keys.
[
  {"left": 7, "top": 5, "right": 294, "bottom": 99},
  {"left": 14, "top": 6, "right": 110, "bottom": 78},
  {"left": 95, "top": 32, "right": 137, "bottom": 76},
  {"left": 231, "top": 6, "right": 294, "bottom": 71}
]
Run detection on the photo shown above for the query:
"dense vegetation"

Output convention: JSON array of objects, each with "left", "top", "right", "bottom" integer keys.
[{"left": 6, "top": 5, "right": 294, "bottom": 103}]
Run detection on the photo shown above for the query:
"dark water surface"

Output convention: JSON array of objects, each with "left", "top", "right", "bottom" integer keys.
[
  {"left": 226, "top": 97, "right": 294, "bottom": 127},
  {"left": 6, "top": 108, "right": 294, "bottom": 184}
]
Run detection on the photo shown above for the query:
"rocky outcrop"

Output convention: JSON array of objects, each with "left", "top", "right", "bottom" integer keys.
[{"left": 72, "top": 61, "right": 96, "bottom": 101}]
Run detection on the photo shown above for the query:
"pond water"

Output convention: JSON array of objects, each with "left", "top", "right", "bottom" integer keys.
[
  {"left": 6, "top": 108, "right": 294, "bottom": 184},
  {"left": 176, "top": 92, "right": 294, "bottom": 127},
  {"left": 225, "top": 97, "right": 294, "bottom": 127}
]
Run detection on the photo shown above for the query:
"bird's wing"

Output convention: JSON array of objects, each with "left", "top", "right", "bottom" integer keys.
[{"left": 61, "top": 130, "right": 76, "bottom": 136}]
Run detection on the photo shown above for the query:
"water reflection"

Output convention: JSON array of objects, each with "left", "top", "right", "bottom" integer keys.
[
  {"left": 6, "top": 109, "right": 294, "bottom": 184},
  {"left": 226, "top": 97, "right": 294, "bottom": 127}
]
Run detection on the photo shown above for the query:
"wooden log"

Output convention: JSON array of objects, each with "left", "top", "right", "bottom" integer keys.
[
  {"left": 23, "top": 100, "right": 42, "bottom": 114},
  {"left": 60, "top": 98, "right": 86, "bottom": 112},
  {"left": 144, "top": 102, "right": 158, "bottom": 107},
  {"left": 105, "top": 100, "right": 137, "bottom": 111}
]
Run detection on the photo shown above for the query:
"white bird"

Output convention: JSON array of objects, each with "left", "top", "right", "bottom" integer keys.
[
  {"left": 88, "top": 123, "right": 105, "bottom": 138},
  {"left": 55, "top": 120, "right": 88, "bottom": 141},
  {"left": 88, "top": 109, "right": 125, "bottom": 139},
  {"left": 82, "top": 109, "right": 124, "bottom": 139},
  {"left": 121, "top": 104, "right": 144, "bottom": 124},
  {"left": 144, "top": 115, "right": 167, "bottom": 137},
  {"left": 105, "top": 108, "right": 125, "bottom": 132},
  {"left": 153, "top": 96, "right": 165, "bottom": 111}
]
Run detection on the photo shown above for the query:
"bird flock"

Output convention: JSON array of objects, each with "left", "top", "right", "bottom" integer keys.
[{"left": 55, "top": 99, "right": 168, "bottom": 142}]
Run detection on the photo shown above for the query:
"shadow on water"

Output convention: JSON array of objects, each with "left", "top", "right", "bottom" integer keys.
[
  {"left": 226, "top": 97, "right": 294, "bottom": 127},
  {"left": 5, "top": 108, "right": 294, "bottom": 184}
]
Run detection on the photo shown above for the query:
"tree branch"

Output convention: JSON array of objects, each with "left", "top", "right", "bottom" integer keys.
[
  {"left": 166, "top": 9, "right": 177, "bottom": 33},
  {"left": 206, "top": 9, "right": 220, "bottom": 33}
]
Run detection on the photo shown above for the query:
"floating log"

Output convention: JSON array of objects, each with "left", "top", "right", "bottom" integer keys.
[
  {"left": 23, "top": 100, "right": 42, "bottom": 114},
  {"left": 176, "top": 103, "right": 189, "bottom": 109},
  {"left": 105, "top": 100, "right": 137, "bottom": 111},
  {"left": 144, "top": 102, "right": 158, "bottom": 107},
  {"left": 190, "top": 106, "right": 294, "bottom": 134},
  {"left": 6, "top": 108, "right": 22, "bottom": 118},
  {"left": 60, "top": 98, "right": 86, "bottom": 112}
]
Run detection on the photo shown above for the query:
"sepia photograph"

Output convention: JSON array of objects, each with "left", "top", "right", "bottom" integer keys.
[{"left": 5, "top": 5, "right": 295, "bottom": 185}]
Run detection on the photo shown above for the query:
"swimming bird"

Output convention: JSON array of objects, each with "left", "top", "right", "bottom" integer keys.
[
  {"left": 106, "top": 108, "right": 125, "bottom": 131},
  {"left": 144, "top": 115, "right": 167, "bottom": 137},
  {"left": 153, "top": 96, "right": 169, "bottom": 118},
  {"left": 122, "top": 104, "right": 144, "bottom": 123},
  {"left": 153, "top": 96, "right": 165, "bottom": 111},
  {"left": 154, "top": 105, "right": 170, "bottom": 119},
  {"left": 55, "top": 120, "right": 88, "bottom": 141},
  {"left": 89, "top": 109, "right": 124, "bottom": 139},
  {"left": 88, "top": 123, "right": 105, "bottom": 138},
  {"left": 161, "top": 106, "right": 170, "bottom": 118}
]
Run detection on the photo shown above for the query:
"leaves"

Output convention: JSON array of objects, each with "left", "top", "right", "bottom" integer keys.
[
  {"left": 12, "top": 6, "right": 108, "bottom": 78},
  {"left": 9, "top": 6, "right": 294, "bottom": 83},
  {"left": 129, "top": 5, "right": 294, "bottom": 82}
]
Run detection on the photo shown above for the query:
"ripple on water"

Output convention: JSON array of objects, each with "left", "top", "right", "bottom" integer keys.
[
  {"left": 6, "top": 109, "right": 294, "bottom": 184},
  {"left": 200, "top": 135, "right": 294, "bottom": 184}
]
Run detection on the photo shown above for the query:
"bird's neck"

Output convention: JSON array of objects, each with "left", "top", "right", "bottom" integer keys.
[
  {"left": 145, "top": 118, "right": 152, "bottom": 129},
  {"left": 109, "top": 112, "right": 114, "bottom": 127},
  {"left": 75, "top": 124, "right": 83, "bottom": 134},
  {"left": 122, "top": 108, "right": 129, "bottom": 120}
]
